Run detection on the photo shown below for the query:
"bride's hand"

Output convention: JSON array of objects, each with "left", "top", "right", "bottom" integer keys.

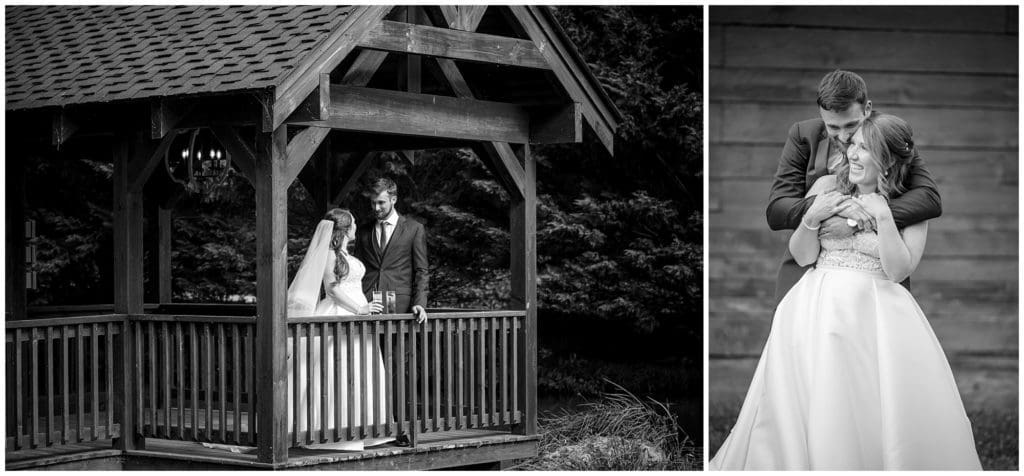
[
  {"left": 359, "top": 302, "right": 384, "bottom": 314},
  {"left": 855, "top": 193, "right": 892, "bottom": 222}
]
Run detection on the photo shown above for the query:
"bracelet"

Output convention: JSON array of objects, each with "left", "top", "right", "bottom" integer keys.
[{"left": 802, "top": 219, "right": 821, "bottom": 231}]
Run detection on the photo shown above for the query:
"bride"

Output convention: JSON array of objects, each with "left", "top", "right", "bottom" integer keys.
[
  {"left": 287, "top": 208, "right": 391, "bottom": 450},
  {"left": 710, "top": 113, "right": 981, "bottom": 470}
]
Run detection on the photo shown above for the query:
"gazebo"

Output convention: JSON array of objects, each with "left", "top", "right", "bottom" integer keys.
[{"left": 4, "top": 5, "right": 620, "bottom": 470}]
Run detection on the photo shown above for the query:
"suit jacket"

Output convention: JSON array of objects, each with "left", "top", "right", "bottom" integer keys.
[
  {"left": 766, "top": 118, "right": 942, "bottom": 305},
  {"left": 354, "top": 215, "right": 429, "bottom": 312}
]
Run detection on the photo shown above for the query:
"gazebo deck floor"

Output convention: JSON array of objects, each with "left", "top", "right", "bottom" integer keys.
[{"left": 7, "top": 429, "right": 538, "bottom": 470}]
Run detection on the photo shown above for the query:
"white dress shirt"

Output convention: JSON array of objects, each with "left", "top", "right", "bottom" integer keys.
[{"left": 376, "top": 209, "right": 399, "bottom": 250}]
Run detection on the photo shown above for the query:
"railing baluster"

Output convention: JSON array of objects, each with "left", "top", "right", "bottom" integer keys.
[
  {"left": 320, "top": 322, "right": 328, "bottom": 444},
  {"left": 232, "top": 325, "right": 241, "bottom": 444},
  {"left": 385, "top": 320, "right": 394, "bottom": 438},
  {"left": 501, "top": 316, "right": 509, "bottom": 426},
  {"left": 246, "top": 325, "right": 255, "bottom": 446},
  {"left": 31, "top": 328, "right": 39, "bottom": 447},
  {"left": 334, "top": 322, "right": 342, "bottom": 442},
  {"left": 76, "top": 324, "right": 85, "bottom": 442},
  {"left": 204, "top": 324, "right": 213, "bottom": 442},
  {"left": 456, "top": 319, "right": 464, "bottom": 430},
  {"left": 292, "top": 323, "right": 300, "bottom": 446},
  {"left": 490, "top": 317, "right": 497, "bottom": 427},
  {"left": 146, "top": 322, "right": 156, "bottom": 438},
  {"left": 346, "top": 321, "right": 355, "bottom": 441},
  {"left": 176, "top": 323, "right": 185, "bottom": 440},
  {"left": 477, "top": 318, "right": 486, "bottom": 427},
  {"left": 468, "top": 319, "right": 475, "bottom": 428},
  {"left": 513, "top": 316, "right": 519, "bottom": 424},
  {"left": 445, "top": 319, "right": 453, "bottom": 431},
  {"left": 62, "top": 326, "right": 70, "bottom": 444},
  {"left": 135, "top": 322, "right": 143, "bottom": 437},
  {"left": 433, "top": 319, "right": 441, "bottom": 433},
  {"left": 47, "top": 327, "right": 55, "bottom": 446},
  {"left": 217, "top": 324, "right": 227, "bottom": 443},
  {"left": 359, "top": 321, "right": 368, "bottom": 439},
  {"left": 409, "top": 319, "right": 418, "bottom": 446},
  {"left": 107, "top": 322, "right": 115, "bottom": 439},
  {"left": 162, "top": 322, "right": 171, "bottom": 439},
  {"left": 15, "top": 328, "right": 23, "bottom": 449},
  {"left": 91, "top": 323, "right": 99, "bottom": 440},
  {"left": 396, "top": 320, "right": 405, "bottom": 439},
  {"left": 372, "top": 320, "right": 381, "bottom": 438},
  {"left": 190, "top": 323, "right": 199, "bottom": 440}
]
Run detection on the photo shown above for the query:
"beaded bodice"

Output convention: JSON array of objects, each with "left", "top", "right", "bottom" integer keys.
[{"left": 818, "top": 231, "right": 883, "bottom": 273}]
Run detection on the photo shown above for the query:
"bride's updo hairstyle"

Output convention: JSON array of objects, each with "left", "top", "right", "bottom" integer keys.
[
  {"left": 323, "top": 208, "right": 354, "bottom": 280},
  {"left": 836, "top": 111, "right": 914, "bottom": 199}
]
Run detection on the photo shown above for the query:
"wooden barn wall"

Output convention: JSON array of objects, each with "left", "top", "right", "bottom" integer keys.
[{"left": 708, "top": 6, "right": 1019, "bottom": 414}]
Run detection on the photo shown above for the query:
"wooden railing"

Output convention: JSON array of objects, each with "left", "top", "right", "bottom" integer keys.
[
  {"left": 7, "top": 309, "right": 528, "bottom": 454},
  {"left": 286, "top": 310, "right": 525, "bottom": 447},
  {"left": 130, "top": 315, "right": 257, "bottom": 446},
  {"left": 5, "top": 315, "right": 125, "bottom": 450}
]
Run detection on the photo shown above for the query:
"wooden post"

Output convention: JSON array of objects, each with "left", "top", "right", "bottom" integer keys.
[
  {"left": 6, "top": 150, "right": 27, "bottom": 320},
  {"left": 113, "top": 138, "right": 145, "bottom": 450},
  {"left": 254, "top": 127, "right": 290, "bottom": 464},
  {"left": 509, "top": 144, "right": 537, "bottom": 435},
  {"left": 157, "top": 206, "right": 172, "bottom": 304}
]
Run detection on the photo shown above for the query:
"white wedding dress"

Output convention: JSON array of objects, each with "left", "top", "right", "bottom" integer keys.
[
  {"left": 710, "top": 231, "right": 982, "bottom": 470},
  {"left": 288, "top": 252, "right": 391, "bottom": 450}
]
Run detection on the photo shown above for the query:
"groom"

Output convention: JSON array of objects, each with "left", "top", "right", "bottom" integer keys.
[
  {"left": 354, "top": 177, "right": 429, "bottom": 323},
  {"left": 766, "top": 69, "right": 942, "bottom": 304}
]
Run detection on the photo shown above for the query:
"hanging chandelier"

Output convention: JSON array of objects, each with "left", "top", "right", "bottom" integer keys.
[{"left": 165, "top": 128, "right": 231, "bottom": 194}]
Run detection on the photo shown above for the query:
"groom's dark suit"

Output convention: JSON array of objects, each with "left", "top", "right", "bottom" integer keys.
[
  {"left": 354, "top": 214, "right": 429, "bottom": 313},
  {"left": 766, "top": 117, "right": 942, "bottom": 305}
]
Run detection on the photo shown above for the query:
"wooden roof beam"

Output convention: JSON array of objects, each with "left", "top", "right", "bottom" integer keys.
[
  {"left": 127, "top": 130, "right": 180, "bottom": 193},
  {"left": 440, "top": 6, "right": 488, "bottom": 31},
  {"left": 150, "top": 99, "right": 193, "bottom": 139},
  {"left": 289, "top": 85, "right": 580, "bottom": 145},
  {"left": 359, "top": 20, "right": 551, "bottom": 70},
  {"left": 210, "top": 126, "right": 257, "bottom": 185}
]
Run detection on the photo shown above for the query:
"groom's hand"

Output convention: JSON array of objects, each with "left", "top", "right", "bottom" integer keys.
[
  {"left": 818, "top": 216, "right": 857, "bottom": 240},
  {"left": 412, "top": 305, "right": 428, "bottom": 324}
]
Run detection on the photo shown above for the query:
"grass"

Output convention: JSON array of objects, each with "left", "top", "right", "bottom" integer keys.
[
  {"left": 709, "top": 401, "right": 1018, "bottom": 470},
  {"left": 511, "top": 381, "right": 702, "bottom": 470}
]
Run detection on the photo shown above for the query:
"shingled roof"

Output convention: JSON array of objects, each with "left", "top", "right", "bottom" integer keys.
[{"left": 5, "top": 5, "right": 357, "bottom": 111}]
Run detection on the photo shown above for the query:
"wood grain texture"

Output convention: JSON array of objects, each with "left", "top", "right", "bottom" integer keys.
[
  {"left": 359, "top": 20, "right": 550, "bottom": 70},
  {"left": 711, "top": 6, "right": 1016, "bottom": 33}
]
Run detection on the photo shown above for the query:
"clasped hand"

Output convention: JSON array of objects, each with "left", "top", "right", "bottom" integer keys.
[{"left": 807, "top": 192, "right": 890, "bottom": 239}]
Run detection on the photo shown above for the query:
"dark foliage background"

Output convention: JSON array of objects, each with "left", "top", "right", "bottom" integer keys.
[{"left": 23, "top": 5, "right": 702, "bottom": 437}]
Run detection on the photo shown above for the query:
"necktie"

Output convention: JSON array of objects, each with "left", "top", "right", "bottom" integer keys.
[{"left": 379, "top": 221, "right": 387, "bottom": 253}]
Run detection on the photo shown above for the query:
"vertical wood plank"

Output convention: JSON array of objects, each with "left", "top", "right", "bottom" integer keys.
[
  {"left": 293, "top": 323, "right": 301, "bottom": 446},
  {"left": 148, "top": 322, "right": 156, "bottom": 438},
  {"left": 190, "top": 323, "right": 199, "bottom": 440},
  {"left": 359, "top": 321, "right": 368, "bottom": 439},
  {"left": 306, "top": 323, "right": 314, "bottom": 445},
  {"left": 162, "top": 322, "right": 171, "bottom": 438},
  {"left": 176, "top": 322, "right": 184, "bottom": 439},
  {"left": 372, "top": 320, "right": 381, "bottom": 437},
  {"left": 135, "top": 323, "right": 144, "bottom": 437},
  {"left": 91, "top": 323, "right": 100, "bottom": 440},
  {"left": 456, "top": 319, "right": 464, "bottom": 430},
  {"left": 346, "top": 321, "right": 355, "bottom": 441},
  {"left": 107, "top": 323, "right": 115, "bottom": 439},
  {"left": 14, "top": 329, "right": 23, "bottom": 449},
  {"left": 420, "top": 318, "right": 429, "bottom": 433},
  {"left": 409, "top": 319, "right": 418, "bottom": 446},
  {"left": 384, "top": 320, "right": 394, "bottom": 437},
  {"left": 46, "top": 327, "right": 54, "bottom": 445},
  {"left": 218, "top": 324, "right": 227, "bottom": 443},
  {"left": 76, "top": 324, "right": 85, "bottom": 442},
  {"left": 467, "top": 320, "right": 475, "bottom": 428},
  {"left": 432, "top": 319, "right": 440, "bottom": 432},
  {"left": 320, "top": 322, "right": 328, "bottom": 443},
  {"left": 513, "top": 317, "right": 519, "bottom": 423},
  {"left": 489, "top": 317, "right": 497, "bottom": 427},
  {"left": 254, "top": 127, "right": 291, "bottom": 464},
  {"left": 158, "top": 207, "right": 173, "bottom": 303},
  {"left": 31, "top": 329, "right": 39, "bottom": 447},
  {"left": 477, "top": 318, "right": 486, "bottom": 427},
  {"left": 501, "top": 316, "right": 509, "bottom": 425},
  {"left": 232, "top": 325, "right": 241, "bottom": 444},
  {"left": 396, "top": 321, "right": 405, "bottom": 438},
  {"left": 62, "top": 326, "right": 70, "bottom": 444},
  {"left": 204, "top": 324, "right": 212, "bottom": 441},
  {"left": 334, "top": 322, "right": 343, "bottom": 441},
  {"left": 444, "top": 319, "right": 453, "bottom": 431},
  {"left": 246, "top": 325, "right": 255, "bottom": 446}
]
